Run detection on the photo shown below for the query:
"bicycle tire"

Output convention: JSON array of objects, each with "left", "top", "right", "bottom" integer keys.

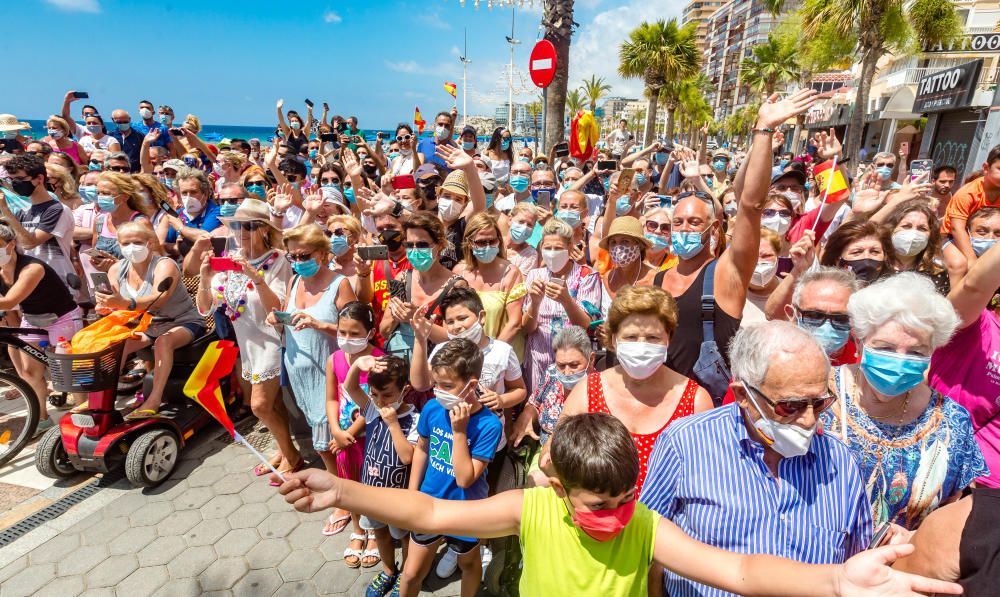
[{"left": 0, "top": 371, "right": 40, "bottom": 468}]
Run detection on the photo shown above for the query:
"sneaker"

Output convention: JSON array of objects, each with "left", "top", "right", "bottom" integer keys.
[
  {"left": 33, "top": 417, "right": 54, "bottom": 438},
  {"left": 435, "top": 547, "right": 459, "bottom": 578},
  {"left": 480, "top": 545, "right": 493, "bottom": 581},
  {"left": 366, "top": 568, "right": 399, "bottom": 597},
  {"left": 386, "top": 574, "right": 402, "bottom": 597}
]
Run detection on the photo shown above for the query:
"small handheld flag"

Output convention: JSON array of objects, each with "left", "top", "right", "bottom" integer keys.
[
  {"left": 414, "top": 106, "right": 426, "bottom": 135},
  {"left": 444, "top": 82, "right": 457, "bottom": 98},
  {"left": 571, "top": 110, "right": 599, "bottom": 161},
  {"left": 811, "top": 156, "right": 842, "bottom": 233}
]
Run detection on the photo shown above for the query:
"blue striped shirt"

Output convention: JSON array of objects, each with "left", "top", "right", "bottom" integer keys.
[{"left": 640, "top": 403, "right": 872, "bottom": 597}]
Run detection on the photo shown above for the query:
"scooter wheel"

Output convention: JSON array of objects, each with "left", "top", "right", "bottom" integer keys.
[
  {"left": 125, "top": 429, "right": 180, "bottom": 488},
  {"left": 35, "top": 426, "right": 76, "bottom": 479}
]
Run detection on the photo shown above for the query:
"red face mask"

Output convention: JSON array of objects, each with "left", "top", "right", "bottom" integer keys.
[{"left": 566, "top": 497, "right": 636, "bottom": 542}]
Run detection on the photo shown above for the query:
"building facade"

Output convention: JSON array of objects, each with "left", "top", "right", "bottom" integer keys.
[{"left": 683, "top": 0, "right": 727, "bottom": 50}]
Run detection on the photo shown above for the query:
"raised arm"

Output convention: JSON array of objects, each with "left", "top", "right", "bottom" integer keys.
[
  {"left": 948, "top": 238, "right": 1000, "bottom": 329},
  {"left": 61, "top": 91, "right": 76, "bottom": 130},
  {"left": 435, "top": 143, "right": 486, "bottom": 214},
  {"left": 621, "top": 141, "right": 660, "bottom": 168},
  {"left": 275, "top": 99, "right": 289, "bottom": 135}
]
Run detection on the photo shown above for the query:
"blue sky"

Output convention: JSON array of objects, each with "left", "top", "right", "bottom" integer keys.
[{"left": 10, "top": 0, "right": 683, "bottom": 128}]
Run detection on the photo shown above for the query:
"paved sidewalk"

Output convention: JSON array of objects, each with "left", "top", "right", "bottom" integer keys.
[{"left": 0, "top": 425, "right": 465, "bottom": 597}]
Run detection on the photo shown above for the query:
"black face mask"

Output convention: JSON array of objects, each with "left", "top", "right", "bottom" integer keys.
[
  {"left": 362, "top": 165, "right": 378, "bottom": 178},
  {"left": 379, "top": 229, "right": 403, "bottom": 252},
  {"left": 11, "top": 178, "right": 36, "bottom": 198},
  {"left": 839, "top": 258, "right": 883, "bottom": 284}
]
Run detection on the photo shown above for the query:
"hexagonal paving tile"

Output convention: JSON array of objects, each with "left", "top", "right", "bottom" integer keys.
[
  {"left": 238, "top": 479, "right": 274, "bottom": 504},
  {"left": 29, "top": 532, "right": 81, "bottom": 565},
  {"left": 57, "top": 544, "right": 109, "bottom": 576},
  {"left": 211, "top": 472, "right": 253, "bottom": 495},
  {"left": 81, "top": 516, "right": 129, "bottom": 545},
  {"left": 1, "top": 563, "right": 56, "bottom": 597},
  {"left": 108, "top": 525, "right": 157, "bottom": 555},
  {"left": 200, "top": 445, "right": 238, "bottom": 467},
  {"left": 155, "top": 509, "right": 203, "bottom": 537},
  {"left": 143, "top": 477, "right": 189, "bottom": 503},
  {"left": 258, "top": 511, "right": 300, "bottom": 539},
  {"left": 174, "top": 486, "right": 215, "bottom": 510},
  {"left": 0, "top": 556, "right": 27, "bottom": 585},
  {"left": 77, "top": 589, "right": 115, "bottom": 597},
  {"left": 129, "top": 501, "right": 175, "bottom": 527},
  {"left": 184, "top": 517, "right": 232, "bottom": 547},
  {"left": 202, "top": 494, "right": 243, "bottom": 519},
  {"left": 313, "top": 560, "right": 361, "bottom": 595},
  {"left": 202, "top": 591, "right": 234, "bottom": 597},
  {"left": 285, "top": 522, "right": 326, "bottom": 550},
  {"left": 115, "top": 564, "right": 169, "bottom": 595},
  {"left": 199, "top": 557, "right": 250, "bottom": 591},
  {"left": 227, "top": 502, "right": 270, "bottom": 529},
  {"left": 246, "top": 538, "right": 291, "bottom": 570},
  {"left": 187, "top": 465, "right": 227, "bottom": 488},
  {"left": 34, "top": 574, "right": 84, "bottom": 597},
  {"left": 272, "top": 580, "right": 318, "bottom": 596},
  {"left": 265, "top": 491, "right": 294, "bottom": 513},
  {"left": 166, "top": 544, "right": 217, "bottom": 578},
  {"left": 233, "top": 568, "right": 284, "bottom": 597},
  {"left": 151, "top": 578, "right": 200, "bottom": 597},
  {"left": 64, "top": 515, "right": 102, "bottom": 535},
  {"left": 215, "top": 528, "right": 261, "bottom": 557},
  {"left": 101, "top": 492, "right": 147, "bottom": 518},
  {"left": 318, "top": 534, "right": 349, "bottom": 562},
  {"left": 138, "top": 535, "right": 187, "bottom": 567},
  {"left": 84, "top": 554, "right": 138, "bottom": 589},
  {"left": 223, "top": 452, "right": 260, "bottom": 474},
  {"left": 277, "top": 548, "right": 326, "bottom": 582}
]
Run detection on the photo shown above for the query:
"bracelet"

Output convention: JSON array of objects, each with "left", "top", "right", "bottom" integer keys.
[
  {"left": 752, "top": 127, "right": 774, "bottom": 135},
  {"left": 269, "top": 208, "right": 286, "bottom": 217}
]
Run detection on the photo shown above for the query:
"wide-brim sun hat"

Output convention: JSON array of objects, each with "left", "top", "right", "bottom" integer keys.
[
  {"left": 218, "top": 198, "right": 280, "bottom": 231},
  {"left": 599, "top": 216, "right": 652, "bottom": 251},
  {"left": 162, "top": 159, "right": 187, "bottom": 173},
  {"left": 440, "top": 169, "right": 469, "bottom": 198},
  {"left": 0, "top": 114, "right": 30, "bottom": 132}
]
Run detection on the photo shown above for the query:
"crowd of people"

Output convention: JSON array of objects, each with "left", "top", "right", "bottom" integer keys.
[{"left": 0, "top": 84, "right": 998, "bottom": 596}]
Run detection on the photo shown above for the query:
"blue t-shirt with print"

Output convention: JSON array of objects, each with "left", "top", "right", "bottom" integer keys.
[{"left": 416, "top": 399, "right": 502, "bottom": 501}]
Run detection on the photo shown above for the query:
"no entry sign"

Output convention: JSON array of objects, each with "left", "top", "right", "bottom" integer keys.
[{"left": 529, "top": 39, "right": 557, "bottom": 89}]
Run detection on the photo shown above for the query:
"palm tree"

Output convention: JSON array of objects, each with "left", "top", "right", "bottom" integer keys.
[
  {"left": 739, "top": 34, "right": 799, "bottom": 96},
  {"left": 541, "top": 0, "right": 576, "bottom": 152},
  {"left": 618, "top": 19, "right": 700, "bottom": 146},
  {"left": 765, "top": 0, "right": 961, "bottom": 163},
  {"left": 565, "top": 89, "right": 585, "bottom": 115},
  {"left": 580, "top": 75, "right": 612, "bottom": 112},
  {"left": 525, "top": 98, "right": 543, "bottom": 153}
]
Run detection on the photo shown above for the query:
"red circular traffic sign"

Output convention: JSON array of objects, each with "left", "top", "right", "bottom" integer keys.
[{"left": 529, "top": 39, "right": 557, "bottom": 88}]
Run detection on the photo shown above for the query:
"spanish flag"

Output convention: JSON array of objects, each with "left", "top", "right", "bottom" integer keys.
[
  {"left": 813, "top": 159, "right": 850, "bottom": 204},
  {"left": 570, "top": 110, "right": 599, "bottom": 161},
  {"left": 183, "top": 340, "right": 239, "bottom": 437},
  {"left": 414, "top": 106, "right": 426, "bottom": 135},
  {"left": 444, "top": 82, "right": 457, "bottom": 98}
]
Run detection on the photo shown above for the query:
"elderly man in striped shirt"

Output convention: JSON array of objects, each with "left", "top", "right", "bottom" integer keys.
[{"left": 641, "top": 321, "right": 872, "bottom": 597}]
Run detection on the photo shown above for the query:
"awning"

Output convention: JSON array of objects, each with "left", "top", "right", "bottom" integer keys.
[{"left": 881, "top": 86, "right": 921, "bottom": 121}]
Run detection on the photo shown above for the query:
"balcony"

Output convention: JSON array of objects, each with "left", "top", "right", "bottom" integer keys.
[{"left": 881, "top": 64, "right": 1000, "bottom": 90}]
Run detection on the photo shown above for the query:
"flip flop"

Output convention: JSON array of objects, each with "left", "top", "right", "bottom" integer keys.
[
  {"left": 268, "top": 458, "right": 305, "bottom": 487},
  {"left": 322, "top": 513, "right": 351, "bottom": 536},
  {"left": 253, "top": 456, "right": 283, "bottom": 477},
  {"left": 125, "top": 409, "right": 160, "bottom": 420}
]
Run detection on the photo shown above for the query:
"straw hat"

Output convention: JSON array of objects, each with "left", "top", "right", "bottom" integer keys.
[
  {"left": 0, "top": 114, "right": 30, "bottom": 132},
  {"left": 218, "top": 198, "right": 279, "bottom": 231},
  {"left": 599, "top": 216, "right": 651, "bottom": 250},
  {"left": 440, "top": 169, "right": 469, "bottom": 198}
]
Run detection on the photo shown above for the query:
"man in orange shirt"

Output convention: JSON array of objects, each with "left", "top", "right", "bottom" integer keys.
[{"left": 941, "top": 144, "right": 1000, "bottom": 275}]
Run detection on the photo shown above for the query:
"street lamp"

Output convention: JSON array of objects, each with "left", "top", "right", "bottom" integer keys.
[{"left": 460, "top": 29, "right": 471, "bottom": 127}]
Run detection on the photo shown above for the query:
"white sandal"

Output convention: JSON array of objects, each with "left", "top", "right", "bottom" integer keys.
[
  {"left": 344, "top": 532, "right": 366, "bottom": 568},
  {"left": 361, "top": 531, "right": 381, "bottom": 568}
]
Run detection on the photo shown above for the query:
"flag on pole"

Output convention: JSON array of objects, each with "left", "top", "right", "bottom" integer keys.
[
  {"left": 183, "top": 340, "right": 239, "bottom": 437},
  {"left": 444, "top": 82, "right": 457, "bottom": 98},
  {"left": 813, "top": 158, "right": 849, "bottom": 204},
  {"left": 570, "top": 110, "right": 599, "bottom": 161},
  {"left": 414, "top": 106, "right": 426, "bottom": 135}
]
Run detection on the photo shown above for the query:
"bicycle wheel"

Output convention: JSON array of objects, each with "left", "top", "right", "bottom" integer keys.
[{"left": 0, "top": 371, "right": 40, "bottom": 468}]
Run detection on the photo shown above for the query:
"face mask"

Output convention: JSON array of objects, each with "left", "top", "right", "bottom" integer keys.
[
  {"left": 500, "top": 138, "right": 511, "bottom": 151},
  {"left": 541, "top": 248, "right": 569, "bottom": 272},
  {"left": 671, "top": 230, "right": 706, "bottom": 260},
  {"left": 645, "top": 232, "right": 670, "bottom": 251},
  {"left": 121, "top": 242, "right": 150, "bottom": 263},
  {"left": 615, "top": 195, "right": 632, "bottom": 216},
  {"left": 518, "top": 156, "right": 531, "bottom": 163},
  {"left": 706, "top": 177, "right": 714, "bottom": 189},
  {"left": 97, "top": 194, "right": 117, "bottom": 213},
  {"left": 567, "top": 498, "right": 635, "bottom": 542},
  {"left": 751, "top": 260, "right": 777, "bottom": 287},
  {"left": 876, "top": 166, "right": 892, "bottom": 181},
  {"left": 0, "top": 246, "right": 12, "bottom": 267},
  {"left": 116, "top": 122, "right": 131, "bottom": 132},
  {"left": 485, "top": 193, "right": 494, "bottom": 209},
  {"left": 309, "top": 149, "right": 318, "bottom": 159},
  {"left": 88, "top": 161, "right": 103, "bottom": 172},
  {"left": 891, "top": 229, "right": 928, "bottom": 257},
  {"left": 434, "top": 382, "right": 469, "bottom": 411},
  {"left": 290, "top": 121, "right": 302, "bottom": 131},
  {"left": 778, "top": 159, "right": 790, "bottom": 169},
  {"left": 712, "top": 160, "right": 727, "bottom": 172},
  {"left": 634, "top": 173, "right": 647, "bottom": 187},
  {"left": 0, "top": 131, "right": 17, "bottom": 140},
  {"left": 162, "top": 177, "right": 175, "bottom": 190},
  {"left": 337, "top": 334, "right": 369, "bottom": 355},
  {"left": 218, "top": 202, "right": 238, "bottom": 217},
  {"left": 182, "top": 195, "right": 203, "bottom": 215},
  {"left": 510, "top": 222, "right": 532, "bottom": 243},
  {"left": 246, "top": 184, "right": 266, "bottom": 200},
  {"left": 797, "top": 318, "right": 850, "bottom": 355},
  {"left": 972, "top": 237, "right": 997, "bottom": 257},
  {"left": 860, "top": 346, "right": 930, "bottom": 397},
  {"left": 555, "top": 369, "right": 587, "bottom": 390},
  {"left": 399, "top": 147, "right": 413, "bottom": 157},
  {"left": 448, "top": 320, "right": 483, "bottom": 343},
  {"left": 406, "top": 248, "right": 435, "bottom": 272},
  {"left": 472, "top": 245, "right": 499, "bottom": 264},
  {"left": 139, "top": 108, "right": 153, "bottom": 120},
  {"left": 11, "top": 178, "right": 36, "bottom": 198},
  {"left": 654, "top": 152, "right": 668, "bottom": 166},
  {"left": 745, "top": 386, "right": 816, "bottom": 458},
  {"left": 462, "top": 141, "right": 475, "bottom": 151},
  {"left": 434, "top": 125, "right": 449, "bottom": 141},
  {"left": 761, "top": 214, "right": 792, "bottom": 235},
  {"left": 724, "top": 202, "right": 737, "bottom": 217},
  {"left": 782, "top": 190, "right": 803, "bottom": 211},
  {"left": 157, "top": 114, "right": 169, "bottom": 124},
  {"left": 343, "top": 187, "right": 356, "bottom": 204},
  {"left": 213, "top": 163, "right": 225, "bottom": 176},
  {"left": 85, "top": 124, "right": 102, "bottom": 136},
  {"left": 330, "top": 235, "right": 350, "bottom": 257},
  {"left": 602, "top": 178, "right": 611, "bottom": 191},
  {"left": 292, "top": 258, "right": 321, "bottom": 278},
  {"left": 388, "top": 151, "right": 400, "bottom": 161},
  {"left": 804, "top": 181, "right": 812, "bottom": 191},
  {"left": 509, "top": 175, "right": 530, "bottom": 193},
  {"left": 838, "top": 258, "right": 882, "bottom": 284},
  {"left": 379, "top": 229, "right": 403, "bottom": 252},
  {"left": 615, "top": 341, "right": 668, "bottom": 380},
  {"left": 556, "top": 209, "right": 581, "bottom": 228},
  {"left": 437, "top": 197, "right": 464, "bottom": 221},
  {"left": 610, "top": 243, "right": 640, "bottom": 266},
  {"left": 363, "top": 165, "right": 378, "bottom": 178},
  {"left": 78, "top": 185, "right": 97, "bottom": 203}
]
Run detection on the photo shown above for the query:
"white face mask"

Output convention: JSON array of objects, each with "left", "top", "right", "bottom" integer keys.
[
  {"left": 751, "top": 260, "right": 777, "bottom": 287},
  {"left": 376, "top": 392, "right": 406, "bottom": 417},
  {"left": 435, "top": 125, "right": 450, "bottom": 141},
  {"left": 541, "top": 249, "right": 569, "bottom": 273},
  {"left": 337, "top": 335, "right": 369, "bottom": 355},
  {"left": 615, "top": 341, "right": 668, "bottom": 380},
  {"left": 437, "top": 197, "right": 464, "bottom": 221},
  {"left": 0, "top": 246, "right": 12, "bottom": 266},
  {"left": 434, "top": 382, "right": 469, "bottom": 411},
  {"left": 745, "top": 385, "right": 816, "bottom": 458},
  {"left": 448, "top": 320, "right": 483, "bottom": 344},
  {"left": 782, "top": 190, "right": 803, "bottom": 211},
  {"left": 121, "top": 242, "right": 150, "bottom": 263},
  {"left": 139, "top": 107, "right": 154, "bottom": 120},
  {"left": 182, "top": 195, "right": 203, "bottom": 215},
  {"left": 761, "top": 214, "right": 792, "bottom": 235},
  {"left": 891, "top": 229, "right": 929, "bottom": 257}
]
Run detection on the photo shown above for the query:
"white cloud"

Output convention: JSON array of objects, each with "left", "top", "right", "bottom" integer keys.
[
  {"left": 323, "top": 10, "right": 342, "bottom": 24},
  {"left": 385, "top": 60, "right": 426, "bottom": 74},
  {"left": 44, "top": 0, "right": 100, "bottom": 13},
  {"left": 416, "top": 9, "right": 452, "bottom": 30}
]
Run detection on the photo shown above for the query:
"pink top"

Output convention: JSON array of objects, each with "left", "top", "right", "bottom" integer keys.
[
  {"left": 929, "top": 309, "right": 1000, "bottom": 487},
  {"left": 51, "top": 140, "right": 82, "bottom": 164}
]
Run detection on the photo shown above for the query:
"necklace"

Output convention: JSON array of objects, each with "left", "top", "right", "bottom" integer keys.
[
  {"left": 865, "top": 389, "right": 911, "bottom": 423},
  {"left": 215, "top": 250, "right": 278, "bottom": 321}
]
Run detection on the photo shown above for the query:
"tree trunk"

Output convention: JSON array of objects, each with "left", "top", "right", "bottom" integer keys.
[
  {"left": 665, "top": 106, "right": 676, "bottom": 144},
  {"left": 542, "top": 0, "right": 575, "bottom": 151},
  {"left": 644, "top": 91, "right": 660, "bottom": 146},
  {"left": 848, "top": 50, "right": 880, "bottom": 165}
]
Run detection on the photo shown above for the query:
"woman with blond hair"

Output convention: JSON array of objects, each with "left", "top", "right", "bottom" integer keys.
[
  {"left": 96, "top": 221, "right": 204, "bottom": 418},
  {"left": 214, "top": 151, "right": 247, "bottom": 194},
  {"left": 90, "top": 171, "right": 154, "bottom": 271},
  {"left": 42, "top": 115, "right": 88, "bottom": 166},
  {"left": 327, "top": 215, "right": 373, "bottom": 304},
  {"left": 131, "top": 174, "right": 176, "bottom": 246},
  {"left": 44, "top": 163, "right": 83, "bottom": 212}
]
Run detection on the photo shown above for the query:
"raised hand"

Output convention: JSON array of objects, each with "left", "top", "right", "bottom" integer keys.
[
  {"left": 812, "top": 128, "right": 843, "bottom": 160},
  {"left": 756, "top": 88, "right": 819, "bottom": 130},
  {"left": 435, "top": 143, "right": 473, "bottom": 170},
  {"left": 851, "top": 169, "right": 889, "bottom": 215},
  {"left": 275, "top": 468, "right": 343, "bottom": 513},
  {"left": 276, "top": 98, "right": 284, "bottom": 110},
  {"left": 894, "top": 171, "right": 932, "bottom": 203},
  {"left": 302, "top": 186, "right": 323, "bottom": 214},
  {"left": 354, "top": 354, "right": 379, "bottom": 372},
  {"left": 788, "top": 229, "right": 816, "bottom": 275},
  {"left": 144, "top": 128, "right": 161, "bottom": 144},
  {"left": 449, "top": 401, "right": 472, "bottom": 433},
  {"left": 273, "top": 183, "right": 294, "bottom": 213},
  {"left": 771, "top": 129, "right": 785, "bottom": 153},
  {"left": 410, "top": 304, "right": 433, "bottom": 340}
]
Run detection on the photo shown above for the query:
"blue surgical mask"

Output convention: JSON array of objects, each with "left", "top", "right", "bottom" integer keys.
[
  {"left": 472, "top": 245, "right": 499, "bottom": 263},
  {"left": 615, "top": 195, "right": 632, "bottom": 216},
  {"left": 388, "top": 151, "right": 400, "bottom": 161},
  {"left": 972, "top": 237, "right": 997, "bottom": 257},
  {"left": 85, "top": 124, "right": 103, "bottom": 136},
  {"left": 518, "top": 156, "right": 531, "bottom": 163},
  {"left": 671, "top": 230, "right": 706, "bottom": 260},
  {"left": 555, "top": 369, "right": 587, "bottom": 390},
  {"left": 509, "top": 175, "right": 530, "bottom": 193},
  {"left": 1, "top": 187, "right": 31, "bottom": 213},
  {"left": 0, "top": 131, "right": 17, "bottom": 140},
  {"left": 97, "top": 194, "right": 117, "bottom": 213},
  {"left": 645, "top": 232, "right": 670, "bottom": 251},
  {"left": 406, "top": 248, "right": 435, "bottom": 272},
  {"left": 510, "top": 222, "right": 532, "bottom": 243},
  {"left": 157, "top": 114, "right": 169, "bottom": 124},
  {"left": 309, "top": 149, "right": 318, "bottom": 159},
  {"left": 860, "top": 346, "right": 930, "bottom": 397},
  {"left": 556, "top": 209, "right": 581, "bottom": 228},
  {"left": 462, "top": 141, "right": 475, "bottom": 151},
  {"left": 485, "top": 193, "right": 494, "bottom": 209},
  {"left": 218, "top": 202, "right": 238, "bottom": 217},
  {"left": 654, "top": 152, "right": 668, "bottom": 166},
  {"left": 602, "top": 178, "right": 611, "bottom": 191},
  {"left": 500, "top": 138, "right": 511, "bottom": 151},
  {"left": 163, "top": 178, "right": 175, "bottom": 190},
  {"left": 78, "top": 185, "right": 98, "bottom": 203},
  {"left": 343, "top": 187, "right": 356, "bottom": 204},
  {"left": 779, "top": 159, "right": 790, "bottom": 169},
  {"left": 712, "top": 160, "right": 727, "bottom": 172},
  {"left": 292, "top": 258, "right": 321, "bottom": 278},
  {"left": 804, "top": 181, "right": 812, "bottom": 191},
  {"left": 797, "top": 318, "right": 850, "bottom": 355},
  {"left": 330, "top": 235, "right": 350, "bottom": 257},
  {"left": 246, "top": 184, "right": 266, "bottom": 200},
  {"left": 116, "top": 122, "right": 131, "bottom": 132},
  {"left": 634, "top": 173, "right": 647, "bottom": 187},
  {"left": 88, "top": 161, "right": 102, "bottom": 172},
  {"left": 876, "top": 166, "right": 892, "bottom": 181}
]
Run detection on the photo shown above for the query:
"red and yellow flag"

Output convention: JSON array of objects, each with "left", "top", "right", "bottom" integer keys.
[
  {"left": 444, "top": 82, "right": 457, "bottom": 98},
  {"left": 813, "top": 159, "right": 850, "bottom": 204},
  {"left": 183, "top": 340, "right": 239, "bottom": 437},
  {"left": 414, "top": 106, "right": 426, "bottom": 135},
  {"left": 570, "top": 110, "right": 599, "bottom": 161}
]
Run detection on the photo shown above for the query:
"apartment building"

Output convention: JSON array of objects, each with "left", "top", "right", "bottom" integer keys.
[{"left": 682, "top": 0, "right": 727, "bottom": 50}]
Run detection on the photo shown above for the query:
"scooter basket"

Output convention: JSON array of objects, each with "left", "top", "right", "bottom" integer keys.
[{"left": 47, "top": 342, "right": 126, "bottom": 393}]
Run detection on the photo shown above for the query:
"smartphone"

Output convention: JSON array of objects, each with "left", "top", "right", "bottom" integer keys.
[
  {"left": 158, "top": 198, "right": 178, "bottom": 217},
  {"left": 776, "top": 256, "right": 794, "bottom": 277},
  {"left": 81, "top": 248, "right": 104, "bottom": 259},
  {"left": 210, "top": 237, "right": 227, "bottom": 257},
  {"left": 868, "top": 521, "right": 892, "bottom": 550},
  {"left": 388, "top": 279, "right": 406, "bottom": 300},
  {"left": 89, "top": 272, "right": 112, "bottom": 295},
  {"left": 392, "top": 174, "right": 416, "bottom": 190},
  {"left": 550, "top": 276, "right": 565, "bottom": 287},
  {"left": 73, "top": 91, "right": 89, "bottom": 99},
  {"left": 535, "top": 190, "right": 551, "bottom": 209},
  {"left": 910, "top": 159, "right": 933, "bottom": 182},
  {"left": 553, "top": 142, "right": 569, "bottom": 158},
  {"left": 169, "top": 127, "right": 185, "bottom": 137},
  {"left": 657, "top": 195, "right": 673, "bottom": 208},
  {"left": 273, "top": 310, "right": 294, "bottom": 325},
  {"left": 617, "top": 168, "right": 635, "bottom": 196},
  {"left": 320, "top": 132, "right": 337, "bottom": 143},
  {"left": 352, "top": 136, "right": 363, "bottom": 144},
  {"left": 210, "top": 257, "right": 241, "bottom": 272},
  {"left": 304, "top": 99, "right": 314, "bottom": 108},
  {"left": 597, "top": 159, "right": 618, "bottom": 171},
  {"left": 358, "top": 245, "right": 389, "bottom": 261}
]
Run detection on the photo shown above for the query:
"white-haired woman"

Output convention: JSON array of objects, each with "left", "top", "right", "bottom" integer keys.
[{"left": 821, "top": 272, "right": 987, "bottom": 530}]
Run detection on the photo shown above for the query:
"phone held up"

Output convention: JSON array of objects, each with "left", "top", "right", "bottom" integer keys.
[
  {"left": 909, "top": 159, "right": 933, "bottom": 182},
  {"left": 358, "top": 245, "right": 389, "bottom": 261}
]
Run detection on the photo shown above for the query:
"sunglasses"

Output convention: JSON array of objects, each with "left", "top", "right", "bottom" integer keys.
[
  {"left": 107, "top": 166, "right": 130, "bottom": 173},
  {"left": 403, "top": 241, "right": 432, "bottom": 249},
  {"left": 644, "top": 221, "right": 671, "bottom": 234},
  {"left": 795, "top": 308, "right": 851, "bottom": 332},
  {"left": 330, "top": 228, "right": 347, "bottom": 237},
  {"left": 470, "top": 238, "right": 499, "bottom": 249},
  {"left": 320, "top": 178, "right": 341, "bottom": 186},
  {"left": 676, "top": 190, "right": 712, "bottom": 201},
  {"left": 234, "top": 221, "right": 266, "bottom": 231},
  {"left": 218, "top": 198, "right": 242, "bottom": 206},
  {"left": 89, "top": 160, "right": 101, "bottom": 166},
  {"left": 746, "top": 384, "right": 835, "bottom": 418},
  {"left": 396, "top": 134, "right": 412, "bottom": 142},
  {"left": 762, "top": 208, "right": 794, "bottom": 219},
  {"left": 874, "top": 162, "right": 894, "bottom": 168},
  {"left": 244, "top": 180, "right": 267, "bottom": 187},
  {"left": 285, "top": 251, "right": 316, "bottom": 262}
]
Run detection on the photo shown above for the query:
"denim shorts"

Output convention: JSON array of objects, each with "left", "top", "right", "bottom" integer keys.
[{"left": 359, "top": 515, "right": 408, "bottom": 540}]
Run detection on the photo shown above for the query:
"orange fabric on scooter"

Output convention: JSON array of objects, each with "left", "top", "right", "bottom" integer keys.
[{"left": 70, "top": 311, "right": 152, "bottom": 354}]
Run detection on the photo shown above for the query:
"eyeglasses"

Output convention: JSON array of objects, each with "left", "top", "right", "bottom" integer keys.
[
  {"left": 235, "top": 221, "right": 266, "bottom": 231},
  {"left": 285, "top": 251, "right": 316, "bottom": 262},
  {"left": 403, "top": 241, "right": 432, "bottom": 249},
  {"left": 218, "top": 198, "right": 242, "bottom": 206},
  {"left": 794, "top": 308, "right": 851, "bottom": 332},
  {"left": 396, "top": 134, "right": 412, "bottom": 142},
  {"left": 107, "top": 166, "right": 130, "bottom": 173},
  {"left": 244, "top": 180, "right": 267, "bottom": 187},
  {"left": 470, "top": 238, "right": 499, "bottom": 249},
  {"left": 330, "top": 228, "right": 347, "bottom": 237},
  {"left": 746, "top": 384, "right": 835, "bottom": 418},
  {"left": 645, "top": 221, "right": 671, "bottom": 235},
  {"left": 762, "top": 208, "right": 794, "bottom": 219},
  {"left": 320, "top": 178, "right": 341, "bottom": 186},
  {"left": 874, "top": 162, "right": 894, "bottom": 168}
]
